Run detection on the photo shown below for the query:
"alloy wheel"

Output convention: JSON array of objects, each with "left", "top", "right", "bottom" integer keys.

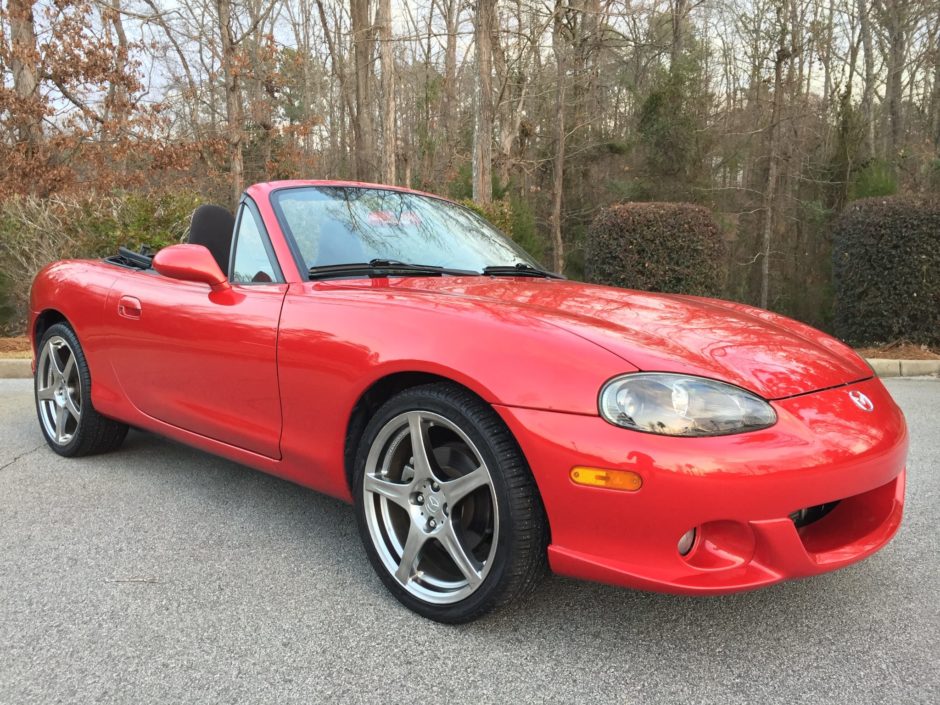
[
  {"left": 36, "top": 336, "right": 82, "bottom": 446},
  {"left": 362, "top": 410, "right": 499, "bottom": 605}
]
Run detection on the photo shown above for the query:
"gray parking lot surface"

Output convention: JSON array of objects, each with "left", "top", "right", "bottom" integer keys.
[{"left": 1, "top": 377, "right": 937, "bottom": 704}]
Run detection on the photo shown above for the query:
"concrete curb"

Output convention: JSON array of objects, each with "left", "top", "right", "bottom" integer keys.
[
  {"left": 0, "top": 359, "right": 31, "bottom": 379},
  {"left": 1, "top": 356, "right": 938, "bottom": 381},
  {"left": 866, "top": 358, "right": 940, "bottom": 378}
]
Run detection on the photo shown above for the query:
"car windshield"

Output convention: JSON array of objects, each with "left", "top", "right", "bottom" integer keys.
[{"left": 271, "top": 186, "right": 541, "bottom": 275}]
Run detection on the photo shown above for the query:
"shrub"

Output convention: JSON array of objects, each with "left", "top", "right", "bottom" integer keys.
[
  {"left": 0, "top": 190, "right": 201, "bottom": 334},
  {"left": 584, "top": 202, "right": 725, "bottom": 296},
  {"left": 928, "top": 159, "right": 940, "bottom": 191},
  {"left": 849, "top": 160, "right": 897, "bottom": 201},
  {"left": 459, "top": 197, "right": 545, "bottom": 262},
  {"left": 635, "top": 62, "right": 711, "bottom": 201},
  {"left": 637, "top": 67, "right": 708, "bottom": 183},
  {"left": 0, "top": 271, "right": 14, "bottom": 332},
  {"left": 832, "top": 196, "right": 940, "bottom": 346},
  {"left": 459, "top": 198, "right": 513, "bottom": 235}
]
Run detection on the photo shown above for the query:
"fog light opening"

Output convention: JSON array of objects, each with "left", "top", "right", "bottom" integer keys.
[{"left": 677, "top": 528, "right": 697, "bottom": 556}]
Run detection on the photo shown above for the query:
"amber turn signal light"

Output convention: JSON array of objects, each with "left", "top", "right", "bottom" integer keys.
[{"left": 570, "top": 466, "right": 643, "bottom": 491}]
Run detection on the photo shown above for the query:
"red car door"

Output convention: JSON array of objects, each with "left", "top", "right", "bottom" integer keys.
[{"left": 105, "top": 200, "right": 286, "bottom": 458}]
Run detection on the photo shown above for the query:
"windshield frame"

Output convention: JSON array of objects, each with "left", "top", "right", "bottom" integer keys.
[{"left": 268, "top": 184, "right": 539, "bottom": 281}]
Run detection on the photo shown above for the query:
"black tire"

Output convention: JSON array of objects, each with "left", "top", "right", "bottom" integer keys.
[
  {"left": 34, "top": 322, "right": 129, "bottom": 457},
  {"left": 353, "top": 382, "right": 548, "bottom": 623}
]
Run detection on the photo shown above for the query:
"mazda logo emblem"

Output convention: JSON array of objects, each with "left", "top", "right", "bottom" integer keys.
[{"left": 849, "top": 390, "right": 874, "bottom": 412}]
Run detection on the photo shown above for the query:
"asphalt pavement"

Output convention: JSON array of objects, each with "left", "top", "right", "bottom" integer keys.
[{"left": 1, "top": 377, "right": 937, "bottom": 704}]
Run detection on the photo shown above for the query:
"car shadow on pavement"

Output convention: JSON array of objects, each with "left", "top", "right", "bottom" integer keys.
[{"left": 109, "top": 429, "right": 902, "bottom": 645}]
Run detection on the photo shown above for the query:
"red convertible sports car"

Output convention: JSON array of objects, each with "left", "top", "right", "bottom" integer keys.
[{"left": 29, "top": 180, "right": 907, "bottom": 622}]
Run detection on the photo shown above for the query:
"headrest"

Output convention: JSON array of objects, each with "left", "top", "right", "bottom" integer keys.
[{"left": 187, "top": 205, "right": 235, "bottom": 272}]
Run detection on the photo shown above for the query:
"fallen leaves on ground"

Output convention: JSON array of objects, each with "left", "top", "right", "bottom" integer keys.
[
  {"left": 0, "top": 336, "right": 30, "bottom": 358},
  {"left": 856, "top": 343, "right": 940, "bottom": 360}
]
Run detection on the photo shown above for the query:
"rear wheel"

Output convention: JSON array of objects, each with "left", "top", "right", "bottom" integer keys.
[
  {"left": 353, "top": 383, "right": 548, "bottom": 623},
  {"left": 35, "top": 323, "right": 128, "bottom": 457}
]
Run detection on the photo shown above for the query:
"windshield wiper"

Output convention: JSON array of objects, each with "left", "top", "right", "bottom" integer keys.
[
  {"left": 482, "top": 263, "right": 564, "bottom": 279},
  {"left": 309, "top": 258, "right": 479, "bottom": 280}
]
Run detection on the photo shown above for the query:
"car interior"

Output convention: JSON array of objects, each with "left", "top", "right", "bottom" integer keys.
[
  {"left": 107, "top": 201, "right": 377, "bottom": 281},
  {"left": 187, "top": 204, "right": 235, "bottom": 273},
  {"left": 106, "top": 204, "right": 235, "bottom": 274}
]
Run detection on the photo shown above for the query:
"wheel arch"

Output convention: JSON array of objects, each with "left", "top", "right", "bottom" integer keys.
[
  {"left": 343, "top": 371, "right": 497, "bottom": 495},
  {"left": 33, "top": 309, "right": 71, "bottom": 354}
]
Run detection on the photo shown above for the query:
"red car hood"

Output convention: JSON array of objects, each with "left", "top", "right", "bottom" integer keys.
[{"left": 383, "top": 277, "right": 871, "bottom": 400}]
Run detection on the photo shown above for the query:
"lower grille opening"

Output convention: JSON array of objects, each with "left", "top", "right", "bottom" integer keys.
[{"left": 789, "top": 501, "right": 840, "bottom": 529}]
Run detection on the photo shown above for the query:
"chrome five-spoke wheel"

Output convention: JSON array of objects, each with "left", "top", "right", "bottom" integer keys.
[
  {"left": 363, "top": 410, "right": 498, "bottom": 604},
  {"left": 34, "top": 322, "right": 128, "bottom": 457},
  {"left": 354, "top": 383, "right": 548, "bottom": 623},
  {"left": 37, "top": 335, "right": 82, "bottom": 446}
]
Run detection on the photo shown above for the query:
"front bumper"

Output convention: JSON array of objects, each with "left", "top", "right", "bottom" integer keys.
[{"left": 495, "top": 377, "right": 907, "bottom": 594}]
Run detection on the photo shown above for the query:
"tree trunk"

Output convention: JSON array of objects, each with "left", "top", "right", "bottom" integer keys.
[
  {"left": 442, "top": 0, "right": 459, "bottom": 166},
  {"left": 880, "top": 1, "right": 908, "bottom": 160},
  {"left": 350, "top": 0, "right": 376, "bottom": 181},
  {"left": 858, "top": 0, "right": 876, "bottom": 156},
  {"left": 104, "top": 0, "right": 130, "bottom": 130},
  {"left": 932, "top": 17, "right": 940, "bottom": 150},
  {"left": 760, "top": 13, "right": 789, "bottom": 310},
  {"left": 8, "top": 0, "right": 42, "bottom": 150},
  {"left": 216, "top": 0, "right": 244, "bottom": 204},
  {"left": 550, "top": 0, "right": 567, "bottom": 273},
  {"left": 494, "top": 0, "right": 540, "bottom": 190},
  {"left": 378, "top": 0, "right": 396, "bottom": 184},
  {"left": 670, "top": 0, "right": 689, "bottom": 71},
  {"left": 822, "top": 0, "right": 834, "bottom": 109},
  {"left": 472, "top": 0, "right": 495, "bottom": 204},
  {"left": 245, "top": 3, "right": 275, "bottom": 180}
]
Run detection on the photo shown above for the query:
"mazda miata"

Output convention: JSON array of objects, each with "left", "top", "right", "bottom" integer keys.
[{"left": 29, "top": 180, "right": 907, "bottom": 622}]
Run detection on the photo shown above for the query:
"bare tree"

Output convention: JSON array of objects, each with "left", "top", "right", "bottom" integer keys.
[
  {"left": 472, "top": 0, "right": 495, "bottom": 204},
  {"left": 350, "top": 0, "right": 376, "bottom": 180},
  {"left": 858, "top": 0, "right": 877, "bottom": 155},
  {"left": 7, "top": 0, "right": 42, "bottom": 150},
  {"left": 2, "top": 0, "right": 940, "bottom": 329},
  {"left": 549, "top": 0, "right": 568, "bottom": 273},
  {"left": 670, "top": 0, "right": 690, "bottom": 70},
  {"left": 440, "top": 0, "right": 460, "bottom": 166},
  {"left": 932, "top": 12, "right": 940, "bottom": 149},
  {"left": 378, "top": 0, "right": 396, "bottom": 183},
  {"left": 760, "top": 2, "right": 791, "bottom": 309},
  {"left": 873, "top": 0, "right": 911, "bottom": 159},
  {"left": 215, "top": 0, "right": 245, "bottom": 203}
]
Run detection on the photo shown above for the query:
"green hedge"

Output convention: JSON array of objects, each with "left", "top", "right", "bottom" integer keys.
[
  {"left": 459, "top": 197, "right": 544, "bottom": 262},
  {"left": 832, "top": 196, "right": 940, "bottom": 346},
  {"left": 584, "top": 202, "right": 724, "bottom": 296},
  {"left": 0, "top": 190, "right": 200, "bottom": 334}
]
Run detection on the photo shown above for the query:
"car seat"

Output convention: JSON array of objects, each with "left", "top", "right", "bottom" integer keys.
[{"left": 188, "top": 205, "right": 236, "bottom": 273}]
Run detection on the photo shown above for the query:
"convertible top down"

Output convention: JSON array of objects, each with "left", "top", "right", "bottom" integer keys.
[{"left": 29, "top": 180, "right": 907, "bottom": 622}]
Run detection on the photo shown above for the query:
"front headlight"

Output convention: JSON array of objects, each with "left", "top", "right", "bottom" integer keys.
[{"left": 599, "top": 373, "right": 777, "bottom": 437}]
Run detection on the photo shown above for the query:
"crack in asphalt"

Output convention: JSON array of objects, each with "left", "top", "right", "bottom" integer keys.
[{"left": 0, "top": 443, "right": 45, "bottom": 472}]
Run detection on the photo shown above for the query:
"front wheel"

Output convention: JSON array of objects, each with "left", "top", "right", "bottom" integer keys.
[
  {"left": 35, "top": 322, "right": 129, "bottom": 457},
  {"left": 353, "top": 383, "right": 548, "bottom": 623}
]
